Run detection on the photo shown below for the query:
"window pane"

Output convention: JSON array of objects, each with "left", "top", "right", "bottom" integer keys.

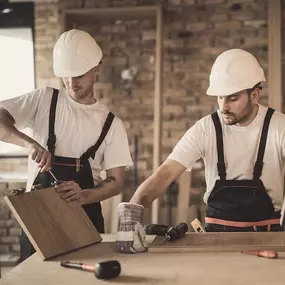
[{"left": 0, "top": 27, "right": 35, "bottom": 156}]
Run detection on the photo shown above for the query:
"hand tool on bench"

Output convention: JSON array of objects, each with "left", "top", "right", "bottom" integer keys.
[
  {"left": 242, "top": 250, "right": 278, "bottom": 259},
  {"left": 190, "top": 218, "right": 278, "bottom": 259},
  {"left": 191, "top": 218, "right": 205, "bottom": 233},
  {"left": 60, "top": 260, "right": 121, "bottom": 280},
  {"left": 145, "top": 222, "right": 188, "bottom": 243}
]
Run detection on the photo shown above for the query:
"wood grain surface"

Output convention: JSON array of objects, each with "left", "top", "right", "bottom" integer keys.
[
  {"left": 4, "top": 188, "right": 102, "bottom": 260},
  {"left": 1, "top": 235, "right": 285, "bottom": 285},
  {"left": 148, "top": 232, "right": 285, "bottom": 253}
]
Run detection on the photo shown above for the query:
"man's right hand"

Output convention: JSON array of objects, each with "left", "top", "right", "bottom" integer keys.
[{"left": 26, "top": 141, "right": 51, "bottom": 172}]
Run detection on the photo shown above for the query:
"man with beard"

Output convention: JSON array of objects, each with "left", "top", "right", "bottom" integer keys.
[
  {"left": 0, "top": 29, "right": 133, "bottom": 261},
  {"left": 115, "top": 48, "right": 285, "bottom": 255}
]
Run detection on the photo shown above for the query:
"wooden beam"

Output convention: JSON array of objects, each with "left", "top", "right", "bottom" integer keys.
[
  {"left": 268, "top": 0, "right": 282, "bottom": 112},
  {"left": 65, "top": 6, "right": 158, "bottom": 20},
  {"left": 151, "top": 5, "right": 163, "bottom": 224},
  {"left": 58, "top": 8, "right": 66, "bottom": 88},
  {"left": 176, "top": 171, "right": 192, "bottom": 224},
  {"left": 148, "top": 232, "right": 285, "bottom": 253},
  {"left": 101, "top": 193, "right": 122, "bottom": 233}
]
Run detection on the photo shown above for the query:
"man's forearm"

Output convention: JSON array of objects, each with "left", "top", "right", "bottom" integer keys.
[
  {"left": 130, "top": 160, "right": 186, "bottom": 207},
  {"left": 0, "top": 110, "right": 31, "bottom": 148},
  {"left": 80, "top": 177, "right": 123, "bottom": 205},
  {"left": 130, "top": 175, "right": 166, "bottom": 207}
]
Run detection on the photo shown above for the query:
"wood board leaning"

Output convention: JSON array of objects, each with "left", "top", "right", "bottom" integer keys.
[
  {"left": 148, "top": 232, "right": 285, "bottom": 253},
  {"left": 4, "top": 187, "right": 102, "bottom": 260}
]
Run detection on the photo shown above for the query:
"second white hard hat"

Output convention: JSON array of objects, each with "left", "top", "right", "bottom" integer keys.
[
  {"left": 206, "top": 48, "right": 266, "bottom": 96},
  {"left": 53, "top": 29, "right": 103, "bottom": 78}
]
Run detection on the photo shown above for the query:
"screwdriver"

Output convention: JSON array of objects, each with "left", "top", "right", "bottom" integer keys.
[
  {"left": 49, "top": 170, "right": 58, "bottom": 182},
  {"left": 48, "top": 170, "right": 63, "bottom": 186}
]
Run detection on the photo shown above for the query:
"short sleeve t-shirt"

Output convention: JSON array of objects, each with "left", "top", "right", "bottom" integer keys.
[
  {"left": 168, "top": 104, "right": 285, "bottom": 211},
  {"left": 1, "top": 86, "right": 133, "bottom": 191}
]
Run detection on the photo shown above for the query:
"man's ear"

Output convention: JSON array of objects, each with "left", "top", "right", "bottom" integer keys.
[
  {"left": 93, "top": 65, "right": 99, "bottom": 73},
  {"left": 251, "top": 88, "right": 260, "bottom": 103}
]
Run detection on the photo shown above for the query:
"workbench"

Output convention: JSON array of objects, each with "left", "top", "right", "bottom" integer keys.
[{"left": 0, "top": 234, "right": 284, "bottom": 285}]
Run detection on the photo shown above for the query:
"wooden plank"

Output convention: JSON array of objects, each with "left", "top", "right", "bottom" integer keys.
[
  {"left": 110, "top": 193, "right": 123, "bottom": 233},
  {"left": 151, "top": 5, "right": 163, "bottom": 224},
  {"left": 59, "top": 8, "right": 67, "bottom": 88},
  {"left": 4, "top": 188, "right": 102, "bottom": 260},
  {"left": 176, "top": 171, "right": 192, "bottom": 224},
  {"left": 148, "top": 232, "right": 285, "bottom": 253},
  {"left": 101, "top": 193, "right": 122, "bottom": 233},
  {"left": 1, "top": 236, "right": 285, "bottom": 285},
  {"left": 268, "top": 0, "right": 282, "bottom": 112},
  {"left": 65, "top": 6, "right": 158, "bottom": 19}
]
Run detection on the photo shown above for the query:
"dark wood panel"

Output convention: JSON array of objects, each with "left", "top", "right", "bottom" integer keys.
[{"left": 4, "top": 188, "right": 102, "bottom": 260}]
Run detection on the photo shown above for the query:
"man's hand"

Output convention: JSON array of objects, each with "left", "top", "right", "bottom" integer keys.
[
  {"left": 54, "top": 181, "right": 82, "bottom": 202},
  {"left": 26, "top": 141, "right": 51, "bottom": 172}
]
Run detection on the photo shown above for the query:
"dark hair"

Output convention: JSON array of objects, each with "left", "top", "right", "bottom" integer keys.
[{"left": 246, "top": 82, "right": 262, "bottom": 96}]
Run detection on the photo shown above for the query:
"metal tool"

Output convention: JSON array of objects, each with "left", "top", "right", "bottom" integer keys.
[
  {"left": 60, "top": 260, "right": 121, "bottom": 280},
  {"left": 145, "top": 222, "right": 188, "bottom": 243},
  {"left": 48, "top": 170, "right": 63, "bottom": 186},
  {"left": 12, "top": 187, "right": 26, "bottom": 195},
  {"left": 49, "top": 170, "right": 58, "bottom": 182},
  {"left": 191, "top": 218, "right": 205, "bottom": 233},
  {"left": 11, "top": 170, "right": 61, "bottom": 195}
]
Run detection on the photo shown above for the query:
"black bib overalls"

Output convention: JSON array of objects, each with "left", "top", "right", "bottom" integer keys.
[
  {"left": 19, "top": 88, "right": 115, "bottom": 262},
  {"left": 205, "top": 108, "right": 282, "bottom": 232}
]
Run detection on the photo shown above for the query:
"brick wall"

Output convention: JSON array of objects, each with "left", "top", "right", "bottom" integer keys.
[
  {"left": 62, "top": 0, "right": 269, "bottom": 191},
  {"left": 35, "top": 0, "right": 61, "bottom": 88},
  {"left": 0, "top": 0, "right": 280, "bottom": 262},
  {"left": 0, "top": 159, "right": 28, "bottom": 265}
]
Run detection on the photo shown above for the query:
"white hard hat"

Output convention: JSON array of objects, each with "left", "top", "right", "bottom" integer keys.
[
  {"left": 53, "top": 29, "right": 103, "bottom": 78},
  {"left": 206, "top": 49, "right": 266, "bottom": 96}
]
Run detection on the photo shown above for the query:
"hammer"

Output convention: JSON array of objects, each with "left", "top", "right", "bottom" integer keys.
[{"left": 60, "top": 260, "right": 121, "bottom": 280}]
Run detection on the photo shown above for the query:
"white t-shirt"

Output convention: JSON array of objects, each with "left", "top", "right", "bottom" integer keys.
[
  {"left": 168, "top": 104, "right": 285, "bottom": 211},
  {"left": 0, "top": 86, "right": 133, "bottom": 191}
]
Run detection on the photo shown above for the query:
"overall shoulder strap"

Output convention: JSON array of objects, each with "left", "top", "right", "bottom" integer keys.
[
  {"left": 47, "top": 88, "right": 59, "bottom": 155},
  {"left": 253, "top": 107, "right": 275, "bottom": 179},
  {"left": 80, "top": 112, "right": 115, "bottom": 160},
  {"left": 211, "top": 111, "right": 226, "bottom": 180}
]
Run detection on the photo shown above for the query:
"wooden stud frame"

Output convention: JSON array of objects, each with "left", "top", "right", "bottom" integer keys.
[
  {"left": 268, "top": 0, "right": 282, "bottom": 112},
  {"left": 61, "top": 6, "right": 163, "bottom": 224}
]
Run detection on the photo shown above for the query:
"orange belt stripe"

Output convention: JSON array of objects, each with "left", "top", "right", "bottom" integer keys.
[{"left": 205, "top": 217, "right": 280, "bottom": 228}]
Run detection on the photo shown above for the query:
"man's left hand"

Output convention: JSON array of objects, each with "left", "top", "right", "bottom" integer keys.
[{"left": 54, "top": 181, "right": 82, "bottom": 202}]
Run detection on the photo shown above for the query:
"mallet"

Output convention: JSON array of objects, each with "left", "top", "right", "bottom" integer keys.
[{"left": 60, "top": 260, "right": 121, "bottom": 280}]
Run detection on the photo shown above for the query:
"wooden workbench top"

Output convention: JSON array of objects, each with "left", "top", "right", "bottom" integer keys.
[{"left": 1, "top": 234, "right": 285, "bottom": 285}]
